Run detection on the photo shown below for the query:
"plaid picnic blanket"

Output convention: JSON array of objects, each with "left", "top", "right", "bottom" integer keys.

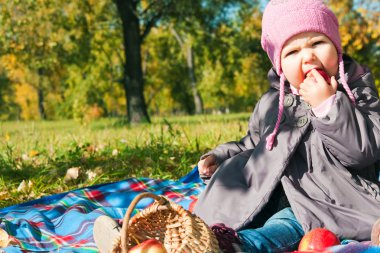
[
  {"left": 0, "top": 168, "right": 202, "bottom": 252},
  {"left": 0, "top": 168, "right": 379, "bottom": 252}
]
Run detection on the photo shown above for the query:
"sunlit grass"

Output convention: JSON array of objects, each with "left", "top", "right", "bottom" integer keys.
[{"left": 0, "top": 113, "right": 250, "bottom": 208}]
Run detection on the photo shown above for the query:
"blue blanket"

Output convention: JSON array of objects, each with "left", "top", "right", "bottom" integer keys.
[{"left": 0, "top": 168, "right": 379, "bottom": 252}]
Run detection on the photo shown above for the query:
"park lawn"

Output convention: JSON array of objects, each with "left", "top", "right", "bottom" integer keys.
[{"left": 0, "top": 113, "right": 250, "bottom": 208}]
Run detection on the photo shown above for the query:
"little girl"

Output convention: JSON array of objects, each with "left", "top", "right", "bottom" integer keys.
[
  {"left": 195, "top": 0, "right": 380, "bottom": 252},
  {"left": 92, "top": 1, "right": 380, "bottom": 252}
]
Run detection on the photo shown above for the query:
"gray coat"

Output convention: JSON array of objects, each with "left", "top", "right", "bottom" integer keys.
[{"left": 193, "top": 56, "right": 380, "bottom": 240}]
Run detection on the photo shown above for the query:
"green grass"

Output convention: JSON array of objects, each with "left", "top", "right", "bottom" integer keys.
[{"left": 0, "top": 113, "right": 250, "bottom": 208}]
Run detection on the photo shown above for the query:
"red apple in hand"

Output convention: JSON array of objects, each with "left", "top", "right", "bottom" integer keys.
[
  {"left": 315, "top": 69, "right": 331, "bottom": 84},
  {"left": 129, "top": 238, "right": 167, "bottom": 253},
  {"left": 304, "top": 69, "right": 331, "bottom": 84},
  {"left": 298, "top": 228, "right": 340, "bottom": 252}
]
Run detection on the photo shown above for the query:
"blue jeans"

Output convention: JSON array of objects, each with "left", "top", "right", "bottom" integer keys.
[{"left": 237, "top": 208, "right": 304, "bottom": 253}]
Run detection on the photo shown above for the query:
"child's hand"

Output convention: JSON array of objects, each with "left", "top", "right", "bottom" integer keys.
[
  {"left": 299, "top": 69, "right": 338, "bottom": 108},
  {"left": 198, "top": 155, "right": 218, "bottom": 178}
]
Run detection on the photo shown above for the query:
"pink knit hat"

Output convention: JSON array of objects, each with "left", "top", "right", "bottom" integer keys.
[{"left": 261, "top": 0, "right": 355, "bottom": 150}]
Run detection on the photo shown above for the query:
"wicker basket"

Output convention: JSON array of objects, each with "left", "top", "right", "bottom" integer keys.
[{"left": 111, "top": 192, "right": 220, "bottom": 253}]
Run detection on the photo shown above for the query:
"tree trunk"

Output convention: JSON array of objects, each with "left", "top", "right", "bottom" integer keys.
[
  {"left": 171, "top": 27, "right": 204, "bottom": 114},
  {"left": 186, "top": 45, "right": 203, "bottom": 114},
  {"left": 115, "top": 0, "right": 150, "bottom": 123},
  {"left": 37, "top": 68, "right": 47, "bottom": 120},
  {"left": 37, "top": 87, "right": 46, "bottom": 120}
]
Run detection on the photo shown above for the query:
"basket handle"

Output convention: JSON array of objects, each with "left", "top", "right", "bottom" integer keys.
[{"left": 119, "top": 192, "right": 169, "bottom": 253}]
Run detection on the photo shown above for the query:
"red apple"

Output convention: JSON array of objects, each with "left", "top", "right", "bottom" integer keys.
[
  {"left": 129, "top": 238, "right": 167, "bottom": 253},
  {"left": 304, "top": 69, "right": 330, "bottom": 84},
  {"left": 298, "top": 228, "right": 340, "bottom": 252}
]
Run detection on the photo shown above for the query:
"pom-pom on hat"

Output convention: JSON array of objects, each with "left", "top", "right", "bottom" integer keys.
[{"left": 260, "top": 0, "right": 355, "bottom": 151}]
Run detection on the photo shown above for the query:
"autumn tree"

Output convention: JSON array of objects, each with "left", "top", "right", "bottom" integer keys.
[
  {"left": 180, "top": 1, "right": 270, "bottom": 112},
  {"left": 141, "top": 1, "right": 270, "bottom": 114},
  {"left": 0, "top": 0, "right": 92, "bottom": 119},
  {"left": 58, "top": 1, "right": 125, "bottom": 122},
  {"left": 113, "top": 0, "right": 249, "bottom": 123},
  {"left": 329, "top": 0, "right": 380, "bottom": 88},
  {"left": 0, "top": 0, "right": 123, "bottom": 121},
  {"left": 0, "top": 67, "right": 18, "bottom": 120},
  {"left": 171, "top": 26, "right": 204, "bottom": 114}
]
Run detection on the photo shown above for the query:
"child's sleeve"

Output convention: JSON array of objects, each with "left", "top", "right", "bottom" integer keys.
[
  {"left": 311, "top": 76, "right": 380, "bottom": 169},
  {"left": 201, "top": 99, "right": 262, "bottom": 166},
  {"left": 312, "top": 95, "right": 336, "bottom": 118}
]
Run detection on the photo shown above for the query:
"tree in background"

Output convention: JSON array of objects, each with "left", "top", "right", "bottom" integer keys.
[
  {"left": 113, "top": 0, "right": 250, "bottom": 122},
  {"left": 138, "top": 0, "right": 268, "bottom": 115},
  {"left": 171, "top": 26, "right": 204, "bottom": 114},
  {"left": 58, "top": 1, "right": 125, "bottom": 122},
  {"left": 0, "top": 0, "right": 92, "bottom": 119},
  {"left": 142, "top": 27, "right": 194, "bottom": 115},
  {"left": 0, "top": 66, "right": 19, "bottom": 120},
  {"left": 329, "top": 0, "right": 380, "bottom": 88},
  {"left": 0, "top": 0, "right": 123, "bottom": 121},
  {"left": 199, "top": 1, "right": 271, "bottom": 112}
]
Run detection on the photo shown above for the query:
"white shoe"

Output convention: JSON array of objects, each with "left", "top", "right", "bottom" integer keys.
[{"left": 93, "top": 215, "right": 121, "bottom": 253}]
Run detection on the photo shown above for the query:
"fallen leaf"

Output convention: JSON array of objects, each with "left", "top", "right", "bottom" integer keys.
[
  {"left": 29, "top": 150, "right": 40, "bottom": 157},
  {"left": 86, "top": 170, "right": 97, "bottom": 181},
  {"left": 85, "top": 145, "right": 96, "bottom": 153},
  {"left": 96, "top": 144, "right": 105, "bottom": 152},
  {"left": 21, "top": 154, "right": 29, "bottom": 161},
  {"left": 94, "top": 167, "right": 103, "bottom": 174},
  {"left": 28, "top": 191, "right": 36, "bottom": 198},
  {"left": 86, "top": 167, "right": 103, "bottom": 181},
  {"left": 17, "top": 180, "right": 33, "bottom": 192},
  {"left": 112, "top": 149, "right": 119, "bottom": 156},
  {"left": 64, "top": 167, "right": 80, "bottom": 182},
  {"left": 17, "top": 180, "right": 27, "bottom": 192}
]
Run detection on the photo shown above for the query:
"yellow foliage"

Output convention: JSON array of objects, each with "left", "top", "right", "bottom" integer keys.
[
  {"left": 329, "top": 1, "right": 380, "bottom": 54},
  {"left": 14, "top": 83, "right": 39, "bottom": 120},
  {"left": 0, "top": 55, "right": 29, "bottom": 84},
  {"left": 141, "top": 0, "right": 149, "bottom": 10},
  {"left": 1, "top": 55, "right": 17, "bottom": 69}
]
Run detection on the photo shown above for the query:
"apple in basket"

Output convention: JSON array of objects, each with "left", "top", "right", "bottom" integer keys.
[
  {"left": 298, "top": 228, "right": 340, "bottom": 252},
  {"left": 129, "top": 238, "right": 167, "bottom": 253}
]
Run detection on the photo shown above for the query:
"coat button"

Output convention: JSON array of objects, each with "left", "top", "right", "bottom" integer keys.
[
  {"left": 297, "top": 116, "right": 308, "bottom": 127},
  {"left": 284, "top": 95, "right": 294, "bottom": 107},
  {"left": 304, "top": 103, "right": 312, "bottom": 109}
]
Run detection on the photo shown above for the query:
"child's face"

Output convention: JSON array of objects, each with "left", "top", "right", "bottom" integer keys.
[{"left": 280, "top": 32, "right": 338, "bottom": 89}]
